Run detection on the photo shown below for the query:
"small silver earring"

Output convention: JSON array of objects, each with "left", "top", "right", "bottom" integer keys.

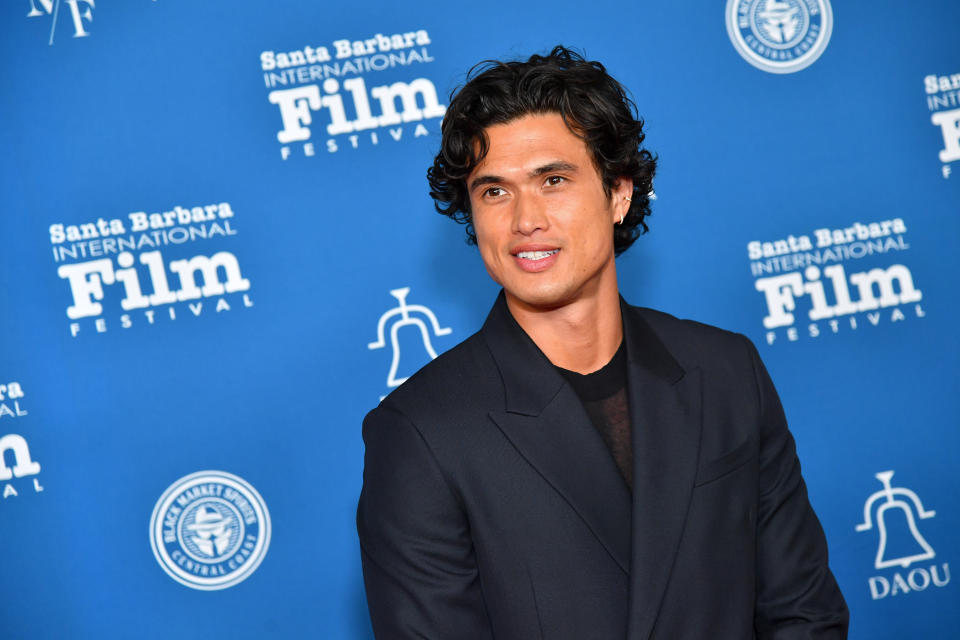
[{"left": 619, "top": 196, "right": 631, "bottom": 224}]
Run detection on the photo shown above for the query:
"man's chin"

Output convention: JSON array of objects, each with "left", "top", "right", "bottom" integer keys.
[{"left": 503, "top": 286, "right": 574, "bottom": 313}]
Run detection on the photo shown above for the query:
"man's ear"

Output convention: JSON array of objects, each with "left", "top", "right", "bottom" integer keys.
[{"left": 611, "top": 177, "right": 634, "bottom": 223}]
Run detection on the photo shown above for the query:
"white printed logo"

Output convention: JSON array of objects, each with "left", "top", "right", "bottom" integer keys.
[
  {"left": 924, "top": 72, "right": 960, "bottom": 178},
  {"left": 49, "top": 201, "right": 255, "bottom": 337},
  {"left": 746, "top": 218, "right": 927, "bottom": 345},
  {"left": 855, "top": 470, "right": 951, "bottom": 600},
  {"left": 1, "top": 381, "right": 45, "bottom": 501},
  {"left": 150, "top": 471, "right": 271, "bottom": 590},
  {"left": 368, "top": 287, "right": 451, "bottom": 390},
  {"left": 0, "top": 381, "right": 28, "bottom": 420},
  {"left": 0, "top": 433, "right": 44, "bottom": 500},
  {"left": 726, "top": 0, "right": 833, "bottom": 74},
  {"left": 27, "top": 0, "right": 95, "bottom": 45},
  {"left": 260, "top": 29, "right": 445, "bottom": 160},
  {"left": 0, "top": 434, "right": 41, "bottom": 482},
  {"left": 856, "top": 470, "right": 935, "bottom": 570}
]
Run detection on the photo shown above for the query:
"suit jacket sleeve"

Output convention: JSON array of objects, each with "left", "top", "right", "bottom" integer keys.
[
  {"left": 357, "top": 403, "right": 494, "bottom": 639},
  {"left": 746, "top": 337, "right": 849, "bottom": 639}
]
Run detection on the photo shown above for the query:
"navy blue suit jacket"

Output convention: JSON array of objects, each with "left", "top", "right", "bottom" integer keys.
[{"left": 358, "top": 293, "right": 848, "bottom": 638}]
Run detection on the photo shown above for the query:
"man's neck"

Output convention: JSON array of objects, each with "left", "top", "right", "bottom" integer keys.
[{"left": 505, "top": 282, "right": 623, "bottom": 375}]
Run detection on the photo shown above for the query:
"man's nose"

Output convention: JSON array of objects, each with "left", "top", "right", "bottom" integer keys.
[{"left": 511, "top": 193, "right": 549, "bottom": 235}]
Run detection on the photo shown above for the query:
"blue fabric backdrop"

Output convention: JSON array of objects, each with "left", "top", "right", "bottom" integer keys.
[{"left": 1, "top": 1, "right": 957, "bottom": 637}]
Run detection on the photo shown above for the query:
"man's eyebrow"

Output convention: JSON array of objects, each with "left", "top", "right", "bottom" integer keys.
[
  {"left": 468, "top": 162, "right": 579, "bottom": 193},
  {"left": 529, "top": 161, "right": 578, "bottom": 177},
  {"left": 468, "top": 174, "right": 504, "bottom": 193}
]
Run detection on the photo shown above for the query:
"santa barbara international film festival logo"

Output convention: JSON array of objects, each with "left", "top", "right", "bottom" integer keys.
[
  {"left": 924, "top": 70, "right": 960, "bottom": 179},
  {"left": 725, "top": 0, "right": 833, "bottom": 74},
  {"left": 746, "top": 217, "right": 926, "bottom": 345},
  {"left": 260, "top": 28, "right": 445, "bottom": 161},
  {"left": 856, "top": 471, "right": 950, "bottom": 600},
  {"left": 368, "top": 287, "right": 452, "bottom": 393},
  {"left": 1, "top": 380, "right": 45, "bottom": 503},
  {"left": 150, "top": 471, "right": 271, "bottom": 590},
  {"left": 50, "top": 200, "right": 254, "bottom": 337}
]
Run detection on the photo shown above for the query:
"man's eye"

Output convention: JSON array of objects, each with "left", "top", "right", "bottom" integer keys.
[
  {"left": 545, "top": 176, "right": 566, "bottom": 186},
  {"left": 484, "top": 187, "right": 505, "bottom": 198}
]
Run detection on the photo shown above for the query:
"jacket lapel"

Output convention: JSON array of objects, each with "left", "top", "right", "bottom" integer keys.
[
  {"left": 621, "top": 303, "right": 703, "bottom": 639},
  {"left": 479, "top": 292, "right": 704, "bottom": 631},
  {"left": 483, "top": 293, "right": 632, "bottom": 575}
]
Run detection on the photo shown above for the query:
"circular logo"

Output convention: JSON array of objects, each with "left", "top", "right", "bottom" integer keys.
[
  {"left": 149, "top": 470, "right": 271, "bottom": 590},
  {"left": 726, "top": 0, "right": 833, "bottom": 74}
]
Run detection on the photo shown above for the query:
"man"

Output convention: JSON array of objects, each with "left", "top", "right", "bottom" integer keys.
[{"left": 357, "top": 46, "right": 848, "bottom": 639}]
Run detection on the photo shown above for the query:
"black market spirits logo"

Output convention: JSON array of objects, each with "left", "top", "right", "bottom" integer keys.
[
  {"left": 925, "top": 71, "right": 960, "bottom": 179},
  {"left": 747, "top": 218, "right": 925, "bottom": 345},
  {"left": 260, "top": 28, "right": 445, "bottom": 160},
  {"left": 725, "top": 0, "right": 833, "bottom": 74},
  {"left": 1, "top": 381, "right": 44, "bottom": 502},
  {"left": 27, "top": 0, "right": 94, "bottom": 45},
  {"left": 150, "top": 471, "right": 271, "bottom": 590},
  {"left": 50, "top": 201, "right": 254, "bottom": 337},
  {"left": 856, "top": 471, "right": 950, "bottom": 600}
]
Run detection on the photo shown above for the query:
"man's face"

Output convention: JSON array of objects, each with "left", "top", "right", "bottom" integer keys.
[{"left": 467, "top": 113, "right": 631, "bottom": 313}]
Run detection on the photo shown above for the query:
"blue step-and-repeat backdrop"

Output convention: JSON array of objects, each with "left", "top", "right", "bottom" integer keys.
[{"left": 1, "top": 1, "right": 958, "bottom": 638}]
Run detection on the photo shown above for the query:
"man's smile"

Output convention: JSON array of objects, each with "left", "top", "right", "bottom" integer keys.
[
  {"left": 510, "top": 245, "right": 561, "bottom": 272},
  {"left": 515, "top": 249, "right": 559, "bottom": 260}
]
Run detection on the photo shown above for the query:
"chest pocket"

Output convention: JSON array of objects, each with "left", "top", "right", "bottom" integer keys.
[{"left": 693, "top": 434, "right": 756, "bottom": 487}]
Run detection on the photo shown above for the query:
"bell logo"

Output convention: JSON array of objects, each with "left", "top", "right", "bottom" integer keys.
[
  {"left": 368, "top": 287, "right": 451, "bottom": 391},
  {"left": 856, "top": 470, "right": 936, "bottom": 569},
  {"left": 856, "top": 470, "right": 951, "bottom": 600}
]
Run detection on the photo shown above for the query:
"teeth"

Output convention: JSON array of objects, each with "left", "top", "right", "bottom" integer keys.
[{"left": 517, "top": 250, "right": 559, "bottom": 260}]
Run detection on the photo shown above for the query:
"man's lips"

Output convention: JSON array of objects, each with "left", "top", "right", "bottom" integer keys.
[{"left": 511, "top": 245, "right": 560, "bottom": 272}]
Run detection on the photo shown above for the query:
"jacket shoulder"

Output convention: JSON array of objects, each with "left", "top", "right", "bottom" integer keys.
[
  {"left": 629, "top": 305, "right": 755, "bottom": 372},
  {"left": 374, "top": 331, "right": 502, "bottom": 431}
]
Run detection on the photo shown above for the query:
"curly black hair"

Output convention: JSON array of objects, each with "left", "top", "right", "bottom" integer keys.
[{"left": 427, "top": 45, "right": 656, "bottom": 256}]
